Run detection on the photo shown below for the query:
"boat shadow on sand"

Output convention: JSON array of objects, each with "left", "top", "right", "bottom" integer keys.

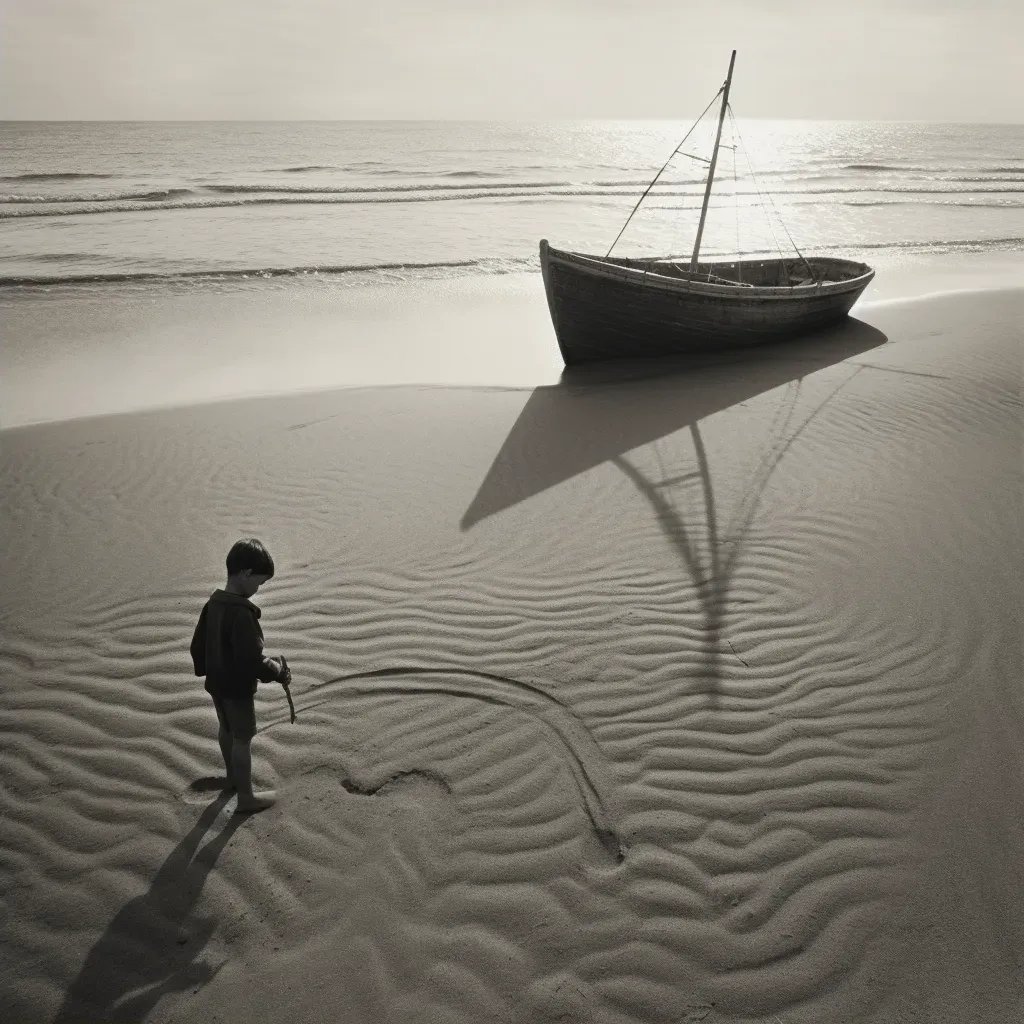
[
  {"left": 52, "top": 785, "right": 247, "bottom": 1024},
  {"left": 461, "top": 318, "right": 888, "bottom": 703}
]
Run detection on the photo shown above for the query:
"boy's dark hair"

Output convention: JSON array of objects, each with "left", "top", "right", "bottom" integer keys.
[{"left": 226, "top": 538, "right": 275, "bottom": 578}]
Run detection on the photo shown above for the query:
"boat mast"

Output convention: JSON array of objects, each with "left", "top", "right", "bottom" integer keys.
[{"left": 690, "top": 50, "right": 736, "bottom": 270}]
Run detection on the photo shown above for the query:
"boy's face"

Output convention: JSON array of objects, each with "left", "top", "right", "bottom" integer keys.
[{"left": 234, "top": 570, "right": 272, "bottom": 597}]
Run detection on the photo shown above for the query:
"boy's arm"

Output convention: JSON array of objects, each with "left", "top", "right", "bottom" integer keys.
[
  {"left": 190, "top": 605, "right": 208, "bottom": 676},
  {"left": 230, "top": 610, "right": 284, "bottom": 683}
]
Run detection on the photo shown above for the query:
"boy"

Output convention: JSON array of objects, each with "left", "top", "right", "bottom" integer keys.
[{"left": 190, "top": 538, "right": 291, "bottom": 813}]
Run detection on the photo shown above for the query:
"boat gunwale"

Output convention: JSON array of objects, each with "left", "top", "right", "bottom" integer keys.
[{"left": 543, "top": 243, "right": 875, "bottom": 300}]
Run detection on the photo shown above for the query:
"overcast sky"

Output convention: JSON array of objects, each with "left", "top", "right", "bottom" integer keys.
[{"left": 4, "top": 0, "right": 1022, "bottom": 121}]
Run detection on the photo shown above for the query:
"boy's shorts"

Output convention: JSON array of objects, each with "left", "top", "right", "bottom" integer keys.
[{"left": 211, "top": 693, "right": 256, "bottom": 741}]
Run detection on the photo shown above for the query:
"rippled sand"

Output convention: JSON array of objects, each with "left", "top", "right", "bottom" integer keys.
[{"left": 1, "top": 289, "right": 1021, "bottom": 1023}]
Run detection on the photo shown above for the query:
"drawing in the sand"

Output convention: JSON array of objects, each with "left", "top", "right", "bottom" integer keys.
[
  {"left": 259, "top": 321, "right": 888, "bottom": 870},
  {"left": 261, "top": 665, "right": 626, "bottom": 863}
]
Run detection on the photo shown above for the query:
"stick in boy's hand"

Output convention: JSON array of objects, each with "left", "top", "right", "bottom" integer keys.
[{"left": 280, "top": 655, "right": 296, "bottom": 724}]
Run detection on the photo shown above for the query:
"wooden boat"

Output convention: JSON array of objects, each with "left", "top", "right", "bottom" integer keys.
[{"left": 540, "top": 51, "right": 875, "bottom": 366}]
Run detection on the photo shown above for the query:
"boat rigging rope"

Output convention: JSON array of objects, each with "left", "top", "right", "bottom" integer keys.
[
  {"left": 731, "top": 110, "right": 742, "bottom": 282},
  {"left": 728, "top": 104, "right": 816, "bottom": 281},
  {"left": 605, "top": 88, "right": 724, "bottom": 258}
]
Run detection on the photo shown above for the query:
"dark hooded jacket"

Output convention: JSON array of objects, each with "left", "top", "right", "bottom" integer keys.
[{"left": 190, "top": 590, "right": 282, "bottom": 699}]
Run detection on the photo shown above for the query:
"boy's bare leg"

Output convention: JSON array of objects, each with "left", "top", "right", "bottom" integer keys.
[
  {"left": 231, "top": 738, "right": 276, "bottom": 813},
  {"left": 218, "top": 727, "right": 237, "bottom": 789}
]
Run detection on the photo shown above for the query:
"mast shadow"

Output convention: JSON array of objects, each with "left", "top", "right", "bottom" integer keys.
[
  {"left": 461, "top": 320, "right": 887, "bottom": 701},
  {"left": 52, "top": 790, "right": 247, "bottom": 1023}
]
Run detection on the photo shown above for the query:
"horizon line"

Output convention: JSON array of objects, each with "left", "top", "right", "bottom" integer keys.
[{"left": 2, "top": 117, "right": 1023, "bottom": 126}]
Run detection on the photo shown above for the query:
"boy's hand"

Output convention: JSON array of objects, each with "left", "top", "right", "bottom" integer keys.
[
  {"left": 277, "top": 656, "right": 292, "bottom": 686},
  {"left": 279, "top": 656, "right": 296, "bottom": 724}
]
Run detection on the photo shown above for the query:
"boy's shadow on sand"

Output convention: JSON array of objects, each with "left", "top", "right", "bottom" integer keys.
[
  {"left": 53, "top": 784, "right": 248, "bottom": 1024},
  {"left": 461, "top": 319, "right": 888, "bottom": 699}
]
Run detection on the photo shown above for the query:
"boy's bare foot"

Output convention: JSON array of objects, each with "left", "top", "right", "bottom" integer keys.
[{"left": 234, "top": 790, "right": 277, "bottom": 814}]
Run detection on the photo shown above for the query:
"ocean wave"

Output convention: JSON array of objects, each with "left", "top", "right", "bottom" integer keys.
[
  {"left": 948, "top": 175, "right": 1024, "bottom": 184},
  {"left": 0, "top": 251, "right": 100, "bottom": 264},
  {"left": 4, "top": 181, "right": 1023, "bottom": 220},
  {"left": 847, "top": 163, "right": 968, "bottom": 173},
  {"left": 0, "top": 180, "right": 582, "bottom": 206},
  {"left": 440, "top": 170, "right": 507, "bottom": 179},
  {"left": 0, "top": 188, "right": 612, "bottom": 219},
  {"left": 5, "top": 170, "right": 1023, "bottom": 213},
  {"left": 204, "top": 179, "right": 576, "bottom": 195},
  {"left": 845, "top": 163, "right": 928, "bottom": 172},
  {"left": 846, "top": 162, "right": 1024, "bottom": 175},
  {"left": 0, "top": 187, "right": 197, "bottom": 204},
  {"left": 593, "top": 178, "right": 705, "bottom": 188},
  {"left": 352, "top": 167, "right": 525, "bottom": 180},
  {"left": 624, "top": 236, "right": 1024, "bottom": 260},
  {"left": 4, "top": 236, "right": 1023, "bottom": 289},
  {"left": 820, "top": 235, "right": 1024, "bottom": 253},
  {"left": 0, "top": 171, "right": 116, "bottom": 182},
  {"left": 844, "top": 198, "right": 1024, "bottom": 208},
  {"left": 0, "top": 255, "right": 538, "bottom": 287}
]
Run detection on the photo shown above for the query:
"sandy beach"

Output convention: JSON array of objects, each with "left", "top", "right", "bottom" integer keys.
[{"left": 1, "top": 276, "right": 1021, "bottom": 1022}]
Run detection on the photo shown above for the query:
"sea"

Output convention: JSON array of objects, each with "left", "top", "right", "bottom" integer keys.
[
  {"left": 2, "top": 120, "right": 1023, "bottom": 286},
  {"left": 2, "top": 120, "right": 1023, "bottom": 427}
]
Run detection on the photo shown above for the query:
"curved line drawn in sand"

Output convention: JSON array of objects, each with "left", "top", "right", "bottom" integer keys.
[
  {"left": 52, "top": 791, "right": 245, "bottom": 1024},
  {"left": 260, "top": 665, "right": 626, "bottom": 863}
]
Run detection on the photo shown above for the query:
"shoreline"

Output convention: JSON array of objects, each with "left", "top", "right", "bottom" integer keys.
[{"left": 2, "top": 249, "right": 1023, "bottom": 432}]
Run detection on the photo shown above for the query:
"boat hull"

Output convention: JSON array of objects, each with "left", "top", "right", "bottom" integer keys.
[{"left": 540, "top": 240, "right": 875, "bottom": 366}]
